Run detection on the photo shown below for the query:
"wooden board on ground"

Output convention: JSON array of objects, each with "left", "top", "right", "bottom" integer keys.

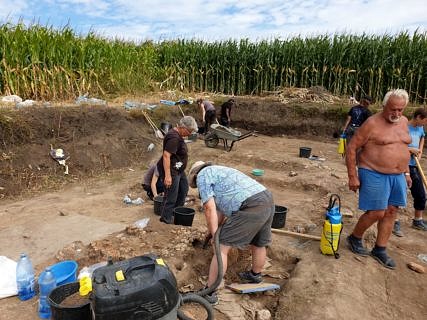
[
  {"left": 271, "top": 228, "right": 321, "bottom": 241},
  {"left": 226, "top": 282, "right": 280, "bottom": 294}
]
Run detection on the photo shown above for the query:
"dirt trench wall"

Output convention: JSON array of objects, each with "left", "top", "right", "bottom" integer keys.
[
  {"left": 0, "top": 106, "right": 156, "bottom": 198},
  {"left": 233, "top": 100, "right": 346, "bottom": 136},
  {"left": 0, "top": 100, "right": 347, "bottom": 198}
]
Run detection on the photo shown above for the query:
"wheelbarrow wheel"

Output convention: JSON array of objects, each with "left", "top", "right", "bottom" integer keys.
[{"left": 204, "top": 132, "right": 219, "bottom": 148}]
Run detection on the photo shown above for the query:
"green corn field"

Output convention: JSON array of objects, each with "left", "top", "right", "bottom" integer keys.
[{"left": 0, "top": 22, "right": 425, "bottom": 103}]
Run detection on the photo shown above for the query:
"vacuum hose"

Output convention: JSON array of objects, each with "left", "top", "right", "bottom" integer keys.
[{"left": 177, "top": 225, "right": 224, "bottom": 320}]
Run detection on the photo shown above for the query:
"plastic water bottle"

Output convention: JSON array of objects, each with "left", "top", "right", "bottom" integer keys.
[
  {"left": 147, "top": 143, "right": 155, "bottom": 152},
  {"left": 131, "top": 197, "right": 144, "bottom": 205},
  {"left": 38, "top": 268, "right": 56, "bottom": 319},
  {"left": 16, "top": 253, "right": 36, "bottom": 301}
]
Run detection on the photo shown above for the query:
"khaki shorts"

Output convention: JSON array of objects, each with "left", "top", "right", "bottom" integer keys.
[{"left": 220, "top": 190, "right": 274, "bottom": 248}]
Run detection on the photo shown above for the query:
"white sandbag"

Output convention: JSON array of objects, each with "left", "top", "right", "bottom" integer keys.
[
  {"left": 0, "top": 256, "right": 17, "bottom": 299},
  {"left": 1, "top": 95, "right": 22, "bottom": 103},
  {"left": 16, "top": 99, "right": 36, "bottom": 108}
]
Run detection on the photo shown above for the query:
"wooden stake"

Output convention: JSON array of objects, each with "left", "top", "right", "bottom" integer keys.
[{"left": 271, "top": 228, "right": 321, "bottom": 241}]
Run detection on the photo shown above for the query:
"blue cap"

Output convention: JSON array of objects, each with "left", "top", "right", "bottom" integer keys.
[{"left": 326, "top": 206, "right": 342, "bottom": 224}]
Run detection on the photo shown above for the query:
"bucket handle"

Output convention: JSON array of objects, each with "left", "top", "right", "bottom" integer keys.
[{"left": 327, "top": 194, "right": 341, "bottom": 212}]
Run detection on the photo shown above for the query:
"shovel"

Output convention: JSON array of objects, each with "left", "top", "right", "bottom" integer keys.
[
  {"left": 177, "top": 104, "right": 185, "bottom": 117},
  {"left": 142, "top": 111, "right": 164, "bottom": 139}
]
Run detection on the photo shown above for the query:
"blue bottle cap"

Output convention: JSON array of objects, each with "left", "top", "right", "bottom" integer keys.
[{"left": 326, "top": 206, "right": 341, "bottom": 224}]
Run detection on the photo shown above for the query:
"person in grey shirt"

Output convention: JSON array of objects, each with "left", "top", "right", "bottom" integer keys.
[{"left": 197, "top": 98, "right": 216, "bottom": 134}]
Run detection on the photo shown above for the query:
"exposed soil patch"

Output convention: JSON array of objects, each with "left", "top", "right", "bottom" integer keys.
[{"left": 0, "top": 95, "right": 426, "bottom": 319}]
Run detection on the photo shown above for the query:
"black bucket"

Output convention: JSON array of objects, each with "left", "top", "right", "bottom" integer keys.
[
  {"left": 174, "top": 207, "right": 195, "bottom": 226},
  {"left": 48, "top": 282, "right": 91, "bottom": 320},
  {"left": 160, "top": 122, "right": 172, "bottom": 134},
  {"left": 271, "top": 205, "right": 288, "bottom": 229},
  {"left": 197, "top": 126, "right": 205, "bottom": 134},
  {"left": 299, "top": 147, "right": 311, "bottom": 158},
  {"left": 154, "top": 195, "right": 164, "bottom": 216}
]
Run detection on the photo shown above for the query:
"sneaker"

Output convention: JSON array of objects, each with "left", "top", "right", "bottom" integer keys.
[
  {"left": 204, "top": 291, "right": 218, "bottom": 305},
  {"left": 412, "top": 219, "right": 427, "bottom": 231},
  {"left": 392, "top": 221, "right": 404, "bottom": 237},
  {"left": 238, "top": 270, "right": 262, "bottom": 283},
  {"left": 371, "top": 249, "right": 396, "bottom": 270},
  {"left": 346, "top": 235, "right": 369, "bottom": 256}
]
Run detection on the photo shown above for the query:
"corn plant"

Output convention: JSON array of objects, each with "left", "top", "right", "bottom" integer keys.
[{"left": 0, "top": 22, "right": 425, "bottom": 104}]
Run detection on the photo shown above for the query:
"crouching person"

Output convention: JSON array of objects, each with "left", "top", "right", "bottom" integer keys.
[
  {"left": 142, "top": 163, "right": 164, "bottom": 200},
  {"left": 188, "top": 161, "right": 274, "bottom": 304}
]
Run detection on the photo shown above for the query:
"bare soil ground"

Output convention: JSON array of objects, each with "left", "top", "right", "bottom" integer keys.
[{"left": 0, "top": 94, "right": 426, "bottom": 319}]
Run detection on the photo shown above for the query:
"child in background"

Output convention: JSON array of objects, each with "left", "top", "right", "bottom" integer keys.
[{"left": 393, "top": 108, "right": 427, "bottom": 236}]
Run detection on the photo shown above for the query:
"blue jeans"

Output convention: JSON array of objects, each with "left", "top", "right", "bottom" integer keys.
[{"left": 161, "top": 172, "right": 189, "bottom": 223}]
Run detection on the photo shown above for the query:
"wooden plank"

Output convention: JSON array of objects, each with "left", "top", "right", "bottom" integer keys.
[
  {"left": 272, "top": 228, "right": 321, "bottom": 241},
  {"left": 226, "top": 282, "right": 280, "bottom": 294}
]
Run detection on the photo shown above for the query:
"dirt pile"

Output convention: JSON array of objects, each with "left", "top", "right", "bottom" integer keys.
[{"left": 275, "top": 86, "right": 342, "bottom": 104}]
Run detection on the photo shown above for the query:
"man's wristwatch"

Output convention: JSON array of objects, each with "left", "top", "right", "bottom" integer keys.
[{"left": 404, "top": 172, "right": 410, "bottom": 176}]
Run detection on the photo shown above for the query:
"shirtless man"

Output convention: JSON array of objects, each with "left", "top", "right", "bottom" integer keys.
[{"left": 346, "top": 89, "right": 411, "bottom": 270}]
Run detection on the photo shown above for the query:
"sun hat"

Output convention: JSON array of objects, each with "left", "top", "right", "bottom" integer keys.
[{"left": 188, "top": 161, "right": 212, "bottom": 188}]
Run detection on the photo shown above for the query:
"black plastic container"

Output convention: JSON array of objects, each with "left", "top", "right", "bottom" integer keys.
[
  {"left": 160, "top": 122, "right": 172, "bottom": 134},
  {"left": 153, "top": 195, "right": 164, "bottom": 216},
  {"left": 91, "top": 255, "right": 179, "bottom": 320},
  {"left": 173, "top": 207, "right": 195, "bottom": 226},
  {"left": 48, "top": 282, "right": 91, "bottom": 320},
  {"left": 271, "top": 205, "right": 288, "bottom": 229},
  {"left": 299, "top": 147, "right": 311, "bottom": 158},
  {"left": 197, "top": 126, "right": 205, "bottom": 134}
]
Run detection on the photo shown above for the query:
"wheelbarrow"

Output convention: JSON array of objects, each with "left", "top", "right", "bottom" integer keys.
[{"left": 204, "top": 124, "right": 256, "bottom": 151}]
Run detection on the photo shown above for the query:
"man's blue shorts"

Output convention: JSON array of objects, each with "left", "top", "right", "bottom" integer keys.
[{"left": 358, "top": 168, "right": 407, "bottom": 210}]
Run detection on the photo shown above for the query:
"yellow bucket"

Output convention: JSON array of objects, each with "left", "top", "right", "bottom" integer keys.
[{"left": 337, "top": 134, "right": 346, "bottom": 156}]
